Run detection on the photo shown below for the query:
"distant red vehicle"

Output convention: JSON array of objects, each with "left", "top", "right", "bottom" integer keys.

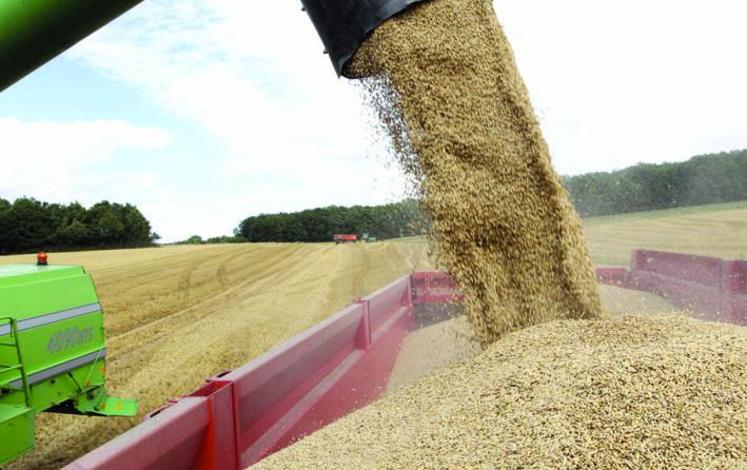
[{"left": 333, "top": 234, "right": 358, "bottom": 244}]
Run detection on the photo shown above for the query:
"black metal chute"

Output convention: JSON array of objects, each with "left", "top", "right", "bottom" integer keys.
[{"left": 300, "top": 0, "right": 429, "bottom": 77}]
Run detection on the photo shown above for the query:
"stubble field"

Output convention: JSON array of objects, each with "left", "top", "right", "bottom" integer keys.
[{"left": 584, "top": 201, "right": 747, "bottom": 265}]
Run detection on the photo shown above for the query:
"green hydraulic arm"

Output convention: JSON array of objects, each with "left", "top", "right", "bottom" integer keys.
[
  {"left": 0, "top": 317, "right": 32, "bottom": 406},
  {"left": 0, "top": 0, "right": 144, "bottom": 92},
  {"left": 0, "top": 317, "right": 34, "bottom": 465}
]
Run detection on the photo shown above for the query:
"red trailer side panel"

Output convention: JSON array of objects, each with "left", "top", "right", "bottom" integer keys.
[{"left": 67, "top": 273, "right": 456, "bottom": 470}]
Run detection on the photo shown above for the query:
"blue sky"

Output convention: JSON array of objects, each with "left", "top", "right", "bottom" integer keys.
[{"left": 1, "top": 0, "right": 746, "bottom": 242}]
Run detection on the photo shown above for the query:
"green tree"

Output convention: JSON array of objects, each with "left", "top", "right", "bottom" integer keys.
[
  {"left": 51, "top": 219, "right": 90, "bottom": 246},
  {"left": 237, "top": 199, "right": 427, "bottom": 243},
  {"left": 0, "top": 197, "right": 156, "bottom": 254},
  {"left": 564, "top": 149, "right": 747, "bottom": 217},
  {"left": 183, "top": 235, "right": 204, "bottom": 244}
]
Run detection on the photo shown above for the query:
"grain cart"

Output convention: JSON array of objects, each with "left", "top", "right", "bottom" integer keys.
[
  {"left": 333, "top": 234, "right": 358, "bottom": 244},
  {"left": 0, "top": 255, "right": 137, "bottom": 466}
]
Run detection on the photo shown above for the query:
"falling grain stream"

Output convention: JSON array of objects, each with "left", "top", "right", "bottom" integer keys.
[{"left": 349, "top": 0, "right": 602, "bottom": 346}]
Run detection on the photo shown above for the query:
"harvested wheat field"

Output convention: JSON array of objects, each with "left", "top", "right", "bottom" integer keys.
[
  {"left": 585, "top": 201, "right": 747, "bottom": 265},
  {"left": 2, "top": 241, "right": 430, "bottom": 469},
  {"left": 260, "top": 314, "right": 747, "bottom": 469}
]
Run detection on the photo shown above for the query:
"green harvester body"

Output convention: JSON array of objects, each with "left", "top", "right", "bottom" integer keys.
[{"left": 0, "top": 264, "right": 137, "bottom": 466}]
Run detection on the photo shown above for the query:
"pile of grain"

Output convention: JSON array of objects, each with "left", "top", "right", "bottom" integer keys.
[
  {"left": 598, "top": 283, "right": 680, "bottom": 315},
  {"left": 388, "top": 315, "right": 480, "bottom": 390},
  {"left": 388, "top": 286, "right": 677, "bottom": 391},
  {"left": 258, "top": 314, "right": 747, "bottom": 468},
  {"left": 349, "top": 0, "right": 603, "bottom": 346}
]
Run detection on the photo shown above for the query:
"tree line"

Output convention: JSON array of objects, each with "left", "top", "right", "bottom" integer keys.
[
  {"left": 563, "top": 149, "right": 747, "bottom": 217},
  {"left": 176, "top": 235, "right": 244, "bottom": 245},
  {"left": 236, "top": 199, "right": 426, "bottom": 243},
  {"left": 7, "top": 149, "right": 747, "bottom": 251},
  {"left": 0, "top": 198, "right": 158, "bottom": 255},
  {"left": 231, "top": 149, "right": 747, "bottom": 243}
]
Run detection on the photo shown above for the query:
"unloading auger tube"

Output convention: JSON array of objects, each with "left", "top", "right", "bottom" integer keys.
[
  {"left": 0, "top": 0, "right": 427, "bottom": 92},
  {"left": 300, "top": 0, "right": 430, "bottom": 76},
  {"left": 0, "top": 0, "right": 144, "bottom": 92}
]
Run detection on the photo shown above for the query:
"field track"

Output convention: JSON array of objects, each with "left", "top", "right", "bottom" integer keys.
[
  {"left": 3, "top": 241, "right": 430, "bottom": 469},
  {"left": 585, "top": 201, "right": 747, "bottom": 265}
]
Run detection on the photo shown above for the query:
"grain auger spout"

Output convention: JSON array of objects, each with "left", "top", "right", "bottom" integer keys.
[
  {"left": 300, "top": 0, "right": 430, "bottom": 77},
  {"left": 0, "top": 255, "right": 138, "bottom": 466}
]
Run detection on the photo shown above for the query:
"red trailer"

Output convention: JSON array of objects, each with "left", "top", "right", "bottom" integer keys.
[
  {"left": 333, "top": 234, "right": 358, "bottom": 244},
  {"left": 66, "top": 272, "right": 461, "bottom": 469},
  {"left": 67, "top": 251, "right": 747, "bottom": 469}
]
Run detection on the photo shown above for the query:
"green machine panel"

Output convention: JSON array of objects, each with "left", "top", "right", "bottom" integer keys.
[{"left": 0, "top": 263, "right": 137, "bottom": 466}]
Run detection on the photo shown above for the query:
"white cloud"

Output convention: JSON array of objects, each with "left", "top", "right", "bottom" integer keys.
[
  {"left": 4, "top": 1, "right": 745, "bottom": 241},
  {"left": 67, "top": 1, "right": 392, "bottom": 175},
  {"left": 56, "top": 0, "right": 407, "bottom": 242},
  {"left": 0, "top": 118, "right": 206, "bottom": 242},
  {"left": 0, "top": 118, "right": 170, "bottom": 204},
  {"left": 70, "top": 0, "right": 747, "bottom": 179},
  {"left": 496, "top": 0, "right": 747, "bottom": 174}
]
